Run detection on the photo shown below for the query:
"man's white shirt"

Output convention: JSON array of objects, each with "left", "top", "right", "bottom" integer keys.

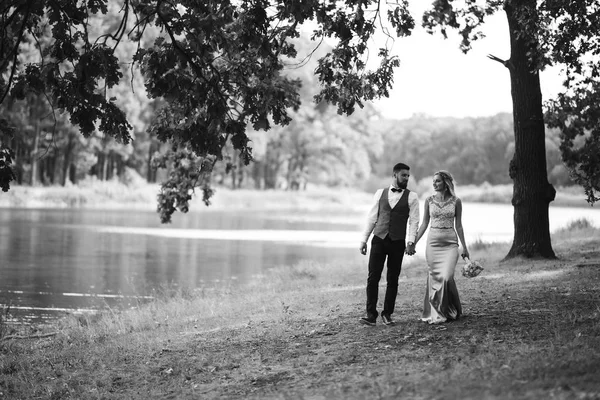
[{"left": 360, "top": 186, "right": 420, "bottom": 244}]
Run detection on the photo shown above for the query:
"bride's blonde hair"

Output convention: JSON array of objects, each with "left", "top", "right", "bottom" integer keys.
[{"left": 434, "top": 170, "right": 455, "bottom": 197}]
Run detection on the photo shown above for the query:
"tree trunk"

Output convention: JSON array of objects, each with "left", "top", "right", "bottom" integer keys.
[
  {"left": 230, "top": 160, "right": 237, "bottom": 189},
  {"left": 13, "top": 139, "right": 23, "bottom": 184},
  {"left": 30, "top": 118, "right": 40, "bottom": 185},
  {"left": 50, "top": 153, "right": 59, "bottom": 184},
  {"left": 107, "top": 152, "right": 114, "bottom": 180},
  {"left": 62, "top": 136, "right": 74, "bottom": 186},
  {"left": 69, "top": 164, "right": 77, "bottom": 185},
  {"left": 101, "top": 153, "right": 108, "bottom": 181},
  {"left": 504, "top": 0, "right": 556, "bottom": 259},
  {"left": 147, "top": 141, "right": 158, "bottom": 183},
  {"left": 236, "top": 153, "right": 244, "bottom": 189},
  {"left": 252, "top": 160, "right": 263, "bottom": 189},
  {"left": 263, "top": 147, "right": 280, "bottom": 189}
]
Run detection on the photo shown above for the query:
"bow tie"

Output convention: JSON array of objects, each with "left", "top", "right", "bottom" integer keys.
[{"left": 391, "top": 188, "right": 402, "bottom": 193}]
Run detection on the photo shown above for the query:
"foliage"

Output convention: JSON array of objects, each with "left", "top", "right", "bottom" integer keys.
[
  {"left": 545, "top": 83, "right": 600, "bottom": 206},
  {"left": 542, "top": 0, "right": 600, "bottom": 205},
  {"left": 0, "top": 120, "right": 16, "bottom": 191},
  {"left": 1, "top": 0, "right": 413, "bottom": 222},
  {"left": 245, "top": 36, "right": 385, "bottom": 190}
]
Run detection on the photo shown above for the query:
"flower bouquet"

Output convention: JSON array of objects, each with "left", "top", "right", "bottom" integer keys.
[{"left": 461, "top": 257, "right": 484, "bottom": 278}]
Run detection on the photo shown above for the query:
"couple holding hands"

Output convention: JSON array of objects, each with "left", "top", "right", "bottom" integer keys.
[{"left": 359, "top": 163, "right": 469, "bottom": 326}]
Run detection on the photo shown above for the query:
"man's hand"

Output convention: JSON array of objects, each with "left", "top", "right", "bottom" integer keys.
[
  {"left": 405, "top": 242, "right": 416, "bottom": 256},
  {"left": 360, "top": 242, "right": 367, "bottom": 255}
]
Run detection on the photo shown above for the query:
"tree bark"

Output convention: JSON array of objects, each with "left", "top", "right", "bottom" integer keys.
[
  {"left": 252, "top": 160, "right": 263, "bottom": 189},
  {"left": 62, "top": 136, "right": 74, "bottom": 186},
  {"left": 30, "top": 116, "right": 40, "bottom": 185},
  {"left": 69, "top": 164, "right": 77, "bottom": 184},
  {"left": 147, "top": 141, "right": 158, "bottom": 183},
  {"left": 101, "top": 153, "right": 108, "bottom": 180},
  {"left": 504, "top": 0, "right": 556, "bottom": 259},
  {"left": 263, "top": 147, "right": 279, "bottom": 189}
]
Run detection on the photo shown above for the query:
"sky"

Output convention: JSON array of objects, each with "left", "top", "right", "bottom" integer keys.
[{"left": 370, "top": 9, "right": 565, "bottom": 120}]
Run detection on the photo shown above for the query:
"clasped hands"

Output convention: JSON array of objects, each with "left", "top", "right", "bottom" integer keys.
[{"left": 359, "top": 241, "right": 417, "bottom": 256}]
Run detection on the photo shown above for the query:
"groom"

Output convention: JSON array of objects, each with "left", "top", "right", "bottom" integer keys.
[{"left": 359, "top": 162, "right": 420, "bottom": 326}]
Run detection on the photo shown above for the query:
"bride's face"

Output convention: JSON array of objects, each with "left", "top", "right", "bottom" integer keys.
[{"left": 432, "top": 175, "right": 445, "bottom": 192}]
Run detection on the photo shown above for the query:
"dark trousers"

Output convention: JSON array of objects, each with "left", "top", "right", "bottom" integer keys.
[{"left": 366, "top": 235, "right": 406, "bottom": 318}]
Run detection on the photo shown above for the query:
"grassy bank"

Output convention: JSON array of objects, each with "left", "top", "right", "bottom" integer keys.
[
  {"left": 0, "top": 180, "right": 373, "bottom": 213},
  {"left": 1, "top": 222, "right": 599, "bottom": 399},
  {"left": 0, "top": 180, "right": 593, "bottom": 211}
]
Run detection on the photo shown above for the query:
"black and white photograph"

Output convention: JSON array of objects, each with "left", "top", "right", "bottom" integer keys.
[{"left": 1, "top": 1, "right": 599, "bottom": 399}]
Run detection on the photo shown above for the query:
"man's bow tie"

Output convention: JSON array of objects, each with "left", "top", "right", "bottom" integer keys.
[{"left": 391, "top": 188, "right": 402, "bottom": 193}]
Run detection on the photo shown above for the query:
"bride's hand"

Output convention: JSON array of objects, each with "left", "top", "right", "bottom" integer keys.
[{"left": 461, "top": 250, "right": 470, "bottom": 260}]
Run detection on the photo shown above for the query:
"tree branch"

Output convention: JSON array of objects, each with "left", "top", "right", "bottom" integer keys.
[
  {"left": 0, "top": 2, "right": 32, "bottom": 104},
  {"left": 487, "top": 53, "right": 512, "bottom": 70}
]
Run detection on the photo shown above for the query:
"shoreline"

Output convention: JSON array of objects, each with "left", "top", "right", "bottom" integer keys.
[{"left": 0, "top": 181, "right": 594, "bottom": 211}]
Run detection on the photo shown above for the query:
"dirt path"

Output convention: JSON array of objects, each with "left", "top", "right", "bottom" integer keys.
[{"left": 114, "top": 257, "right": 600, "bottom": 399}]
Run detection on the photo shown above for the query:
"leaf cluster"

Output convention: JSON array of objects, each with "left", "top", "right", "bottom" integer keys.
[
  {"left": 0, "top": 119, "right": 17, "bottom": 192},
  {"left": 541, "top": 0, "right": 600, "bottom": 204},
  {"left": 545, "top": 80, "right": 600, "bottom": 205},
  {"left": 1, "top": 0, "right": 416, "bottom": 221},
  {"left": 422, "top": 0, "right": 502, "bottom": 53}
]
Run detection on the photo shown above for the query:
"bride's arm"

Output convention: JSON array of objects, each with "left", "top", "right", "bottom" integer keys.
[
  {"left": 414, "top": 199, "right": 430, "bottom": 245},
  {"left": 455, "top": 197, "right": 469, "bottom": 259}
]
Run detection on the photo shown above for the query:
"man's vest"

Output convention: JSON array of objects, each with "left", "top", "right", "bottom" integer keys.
[{"left": 373, "top": 188, "right": 410, "bottom": 241}]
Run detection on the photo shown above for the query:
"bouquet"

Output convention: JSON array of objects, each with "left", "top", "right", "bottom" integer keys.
[{"left": 461, "top": 257, "right": 484, "bottom": 278}]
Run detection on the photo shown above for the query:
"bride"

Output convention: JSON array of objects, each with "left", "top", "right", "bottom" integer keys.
[{"left": 415, "top": 170, "right": 469, "bottom": 324}]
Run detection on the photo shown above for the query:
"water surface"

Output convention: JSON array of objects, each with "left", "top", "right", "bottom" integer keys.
[{"left": 1, "top": 203, "right": 597, "bottom": 323}]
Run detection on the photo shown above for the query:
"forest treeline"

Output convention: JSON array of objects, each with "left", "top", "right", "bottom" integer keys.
[
  {"left": 1, "top": 95, "right": 571, "bottom": 192},
  {"left": 0, "top": 54, "right": 571, "bottom": 192},
  {"left": 370, "top": 113, "right": 569, "bottom": 189},
  {"left": 0, "top": 4, "right": 572, "bottom": 193}
]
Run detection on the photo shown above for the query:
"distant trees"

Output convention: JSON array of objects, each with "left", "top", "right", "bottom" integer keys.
[
  {"left": 372, "top": 113, "right": 571, "bottom": 189},
  {"left": 246, "top": 37, "right": 384, "bottom": 191}
]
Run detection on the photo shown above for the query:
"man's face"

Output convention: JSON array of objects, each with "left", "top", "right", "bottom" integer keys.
[{"left": 394, "top": 169, "right": 410, "bottom": 189}]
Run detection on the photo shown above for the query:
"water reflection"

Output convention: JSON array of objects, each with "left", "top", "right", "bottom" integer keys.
[
  {"left": 1, "top": 203, "right": 598, "bottom": 323},
  {"left": 0, "top": 208, "right": 364, "bottom": 323}
]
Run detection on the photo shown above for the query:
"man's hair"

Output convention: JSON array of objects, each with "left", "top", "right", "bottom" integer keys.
[{"left": 393, "top": 163, "right": 410, "bottom": 173}]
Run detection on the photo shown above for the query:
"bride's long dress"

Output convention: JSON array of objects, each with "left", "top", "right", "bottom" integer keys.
[{"left": 421, "top": 195, "right": 462, "bottom": 324}]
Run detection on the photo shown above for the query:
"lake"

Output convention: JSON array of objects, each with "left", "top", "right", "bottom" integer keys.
[{"left": 1, "top": 203, "right": 598, "bottom": 323}]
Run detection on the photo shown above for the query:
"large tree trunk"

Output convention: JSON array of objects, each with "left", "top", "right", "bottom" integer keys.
[{"left": 504, "top": 0, "right": 556, "bottom": 259}]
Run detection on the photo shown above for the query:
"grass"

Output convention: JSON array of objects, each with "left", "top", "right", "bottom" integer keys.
[
  {"left": 443, "top": 183, "right": 592, "bottom": 208},
  {"left": 1, "top": 223, "right": 599, "bottom": 399},
  {"left": 0, "top": 179, "right": 594, "bottom": 211}
]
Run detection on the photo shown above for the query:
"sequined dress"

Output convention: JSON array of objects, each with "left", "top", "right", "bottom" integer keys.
[{"left": 421, "top": 195, "right": 462, "bottom": 324}]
